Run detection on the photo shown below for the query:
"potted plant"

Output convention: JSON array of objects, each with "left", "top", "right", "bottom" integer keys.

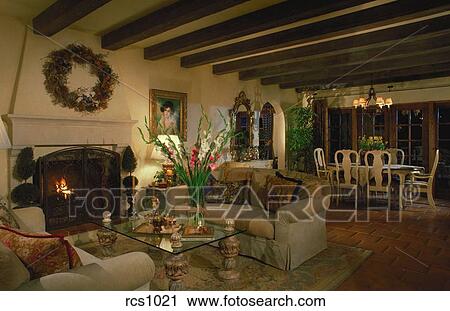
[
  {"left": 121, "top": 146, "right": 139, "bottom": 217},
  {"left": 286, "top": 105, "right": 314, "bottom": 172},
  {"left": 11, "top": 147, "right": 40, "bottom": 207}
]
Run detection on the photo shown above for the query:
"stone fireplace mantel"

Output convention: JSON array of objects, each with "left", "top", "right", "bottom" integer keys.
[
  {"left": 3, "top": 114, "right": 137, "bottom": 148},
  {"left": 3, "top": 114, "right": 138, "bottom": 208}
]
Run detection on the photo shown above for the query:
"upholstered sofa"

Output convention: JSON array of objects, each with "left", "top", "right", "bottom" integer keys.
[
  {"left": 1, "top": 206, "right": 155, "bottom": 291},
  {"left": 163, "top": 167, "right": 330, "bottom": 271},
  {"left": 213, "top": 167, "right": 330, "bottom": 271}
]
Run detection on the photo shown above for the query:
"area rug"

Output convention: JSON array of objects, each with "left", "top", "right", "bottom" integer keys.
[{"left": 71, "top": 233, "right": 371, "bottom": 291}]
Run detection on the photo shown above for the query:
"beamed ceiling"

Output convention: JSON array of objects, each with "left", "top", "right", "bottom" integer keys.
[{"left": 3, "top": 0, "right": 450, "bottom": 92}]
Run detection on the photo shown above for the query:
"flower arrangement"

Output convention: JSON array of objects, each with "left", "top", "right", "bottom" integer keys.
[
  {"left": 139, "top": 108, "right": 234, "bottom": 224},
  {"left": 359, "top": 136, "right": 387, "bottom": 151}
]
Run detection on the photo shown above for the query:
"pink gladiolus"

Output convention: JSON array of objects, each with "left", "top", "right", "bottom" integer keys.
[{"left": 209, "top": 163, "right": 218, "bottom": 171}]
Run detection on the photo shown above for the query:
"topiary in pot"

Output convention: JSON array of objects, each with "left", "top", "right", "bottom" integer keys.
[
  {"left": 121, "top": 146, "right": 139, "bottom": 217},
  {"left": 11, "top": 147, "right": 40, "bottom": 207},
  {"left": 122, "top": 146, "right": 137, "bottom": 174},
  {"left": 122, "top": 176, "right": 139, "bottom": 188},
  {"left": 13, "top": 147, "right": 35, "bottom": 181},
  {"left": 11, "top": 183, "right": 40, "bottom": 206},
  {"left": 121, "top": 146, "right": 139, "bottom": 187}
]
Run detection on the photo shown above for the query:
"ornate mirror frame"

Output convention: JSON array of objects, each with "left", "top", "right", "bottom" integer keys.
[{"left": 230, "top": 91, "right": 254, "bottom": 153}]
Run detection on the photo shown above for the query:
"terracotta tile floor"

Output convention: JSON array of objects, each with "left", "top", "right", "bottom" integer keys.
[
  {"left": 327, "top": 198, "right": 450, "bottom": 290},
  {"left": 53, "top": 199, "right": 450, "bottom": 290}
]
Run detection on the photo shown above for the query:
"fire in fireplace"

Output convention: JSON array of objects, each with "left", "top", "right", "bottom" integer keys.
[
  {"left": 55, "top": 177, "right": 73, "bottom": 199},
  {"left": 34, "top": 146, "right": 121, "bottom": 230}
]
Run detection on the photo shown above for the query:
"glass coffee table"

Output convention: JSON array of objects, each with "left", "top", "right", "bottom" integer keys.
[{"left": 90, "top": 217, "right": 246, "bottom": 290}]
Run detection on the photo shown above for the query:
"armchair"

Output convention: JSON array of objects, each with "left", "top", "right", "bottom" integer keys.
[
  {"left": 408, "top": 149, "right": 439, "bottom": 209},
  {"left": 3, "top": 206, "right": 155, "bottom": 290}
]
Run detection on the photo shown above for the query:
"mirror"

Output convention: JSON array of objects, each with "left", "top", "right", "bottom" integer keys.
[{"left": 230, "top": 91, "right": 254, "bottom": 160}]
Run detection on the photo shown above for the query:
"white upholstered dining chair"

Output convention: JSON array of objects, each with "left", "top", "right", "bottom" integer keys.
[
  {"left": 334, "top": 150, "right": 359, "bottom": 208},
  {"left": 407, "top": 149, "right": 439, "bottom": 209},
  {"left": 365, "top": 150, "right": 392, "bottom": 210}
]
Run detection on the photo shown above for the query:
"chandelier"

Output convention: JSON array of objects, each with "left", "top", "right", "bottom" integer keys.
[{"left": 353, "top": 85, "right": 393, "bottom": 109}]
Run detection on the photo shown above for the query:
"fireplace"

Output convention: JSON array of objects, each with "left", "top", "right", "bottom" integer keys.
[{"left": 34, "top": 146, "right": 121, "bottom": 230}]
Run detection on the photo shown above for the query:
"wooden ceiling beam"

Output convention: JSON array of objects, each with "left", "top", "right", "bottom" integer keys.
[
  {"left": 32, "top": 0, "right": 112, "bottom": 36},
  {"left": 261, "top": 47, "right": 450, "bottom": 85},
  {"left": 240, "top": 30, "right": 450, "bottom": 81},
  {"left": 182, "top": 0, "right": 450, "bottom": 67},
  {"left": 294, "top": 70, "right": 450, "bottom": 92},
  {"left": 213, "top": 13, "right": 450, "bottom": 75},
  {"left": 280, "top": 61, "right": 450, "bottom": 90},
  {"left": 102, "top": 0, "right": 248, "bottom": 50},
  {"left": 144, "top": 0, "right": 368, "bottom": 60}
]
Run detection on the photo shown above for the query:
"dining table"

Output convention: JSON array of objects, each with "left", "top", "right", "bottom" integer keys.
[{"left": 327, "top": 163, "right": 425, "bottom": 209}]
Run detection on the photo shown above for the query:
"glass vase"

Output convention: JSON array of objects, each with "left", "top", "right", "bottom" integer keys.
[{"left": 188, "top": 184, "right": 206, "bottom": 228}]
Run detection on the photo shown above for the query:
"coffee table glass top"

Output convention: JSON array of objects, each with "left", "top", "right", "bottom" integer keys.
[{"left": 91, "top": 217, "right": 245, "bottom": 254}]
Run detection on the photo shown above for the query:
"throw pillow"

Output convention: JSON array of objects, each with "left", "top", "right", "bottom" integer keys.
[
  {"left": 0, "top": 226, "right": 82, "bottom": 279},
  {"left": 0, "top": 196, "right": 20, "bottom": 229},
  {"left": 265, "top": 175, "right": 302, "bottom": 213},
  {"left": 0, "top": 241, "right": 30, "bottom": 290},
  {"left": 205, "top": 180, "right": 248, "bottom": 204}
]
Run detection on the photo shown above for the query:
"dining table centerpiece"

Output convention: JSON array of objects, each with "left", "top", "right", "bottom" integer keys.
[
  {"left": 139, "top": 108, "right": 234, "bottom": 227},
  {"left": 358, "top": 136, "right": 387, "bottom": 164}
]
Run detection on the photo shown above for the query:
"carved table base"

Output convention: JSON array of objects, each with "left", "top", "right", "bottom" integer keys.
[
  {"left": 96, "top": 228, "right": 117, "bottom": 258},
  {"left": 165, "top": 253, "right": 189, "bottom": 291},
  {"left": 218, "top": 235, "right": 240, "bottom": 280}
]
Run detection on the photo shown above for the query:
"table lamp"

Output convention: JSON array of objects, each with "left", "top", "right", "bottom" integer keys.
[{"left": 151, "top": 135, "right": 181, "bottom": 187}]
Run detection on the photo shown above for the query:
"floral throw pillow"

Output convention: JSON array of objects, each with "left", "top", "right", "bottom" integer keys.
[
  {"left": 0, "top": 226, "right": 82, "bottom": 279},
  {"left": 0, "top": 196, "right": 19, "bottom": 229}
]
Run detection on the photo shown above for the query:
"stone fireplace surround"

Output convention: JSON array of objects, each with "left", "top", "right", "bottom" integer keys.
[{"left": 3, "top": 114, "right": 137, "bottom": 210}]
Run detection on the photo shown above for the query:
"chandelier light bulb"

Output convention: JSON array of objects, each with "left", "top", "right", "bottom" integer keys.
[
  {"left": 385, "top": 97, "right": 393, "bottom": 107},
  {"left": 376, "top": 96, "right": 385, "bottom": 107}
]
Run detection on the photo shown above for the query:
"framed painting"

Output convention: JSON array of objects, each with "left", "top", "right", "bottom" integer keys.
[{"left": 150, "top": 89, "right": 187, "bottom": 141}]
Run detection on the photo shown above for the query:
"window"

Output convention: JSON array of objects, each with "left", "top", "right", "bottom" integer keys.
[
  {"left": 437, "top": 106, "right": 450, "bottom": 198},
  {"left": 328, "top": 109, "right": 352, "bottom": 160},
  {"left": 357, "top": 108, "right": 388, "bottom": 144},
  {"left": 259, "top": 102, "right": 275, "bottom": 159},
  {"left": 396, "top": 109, "right": 424, "bottom": 166}
]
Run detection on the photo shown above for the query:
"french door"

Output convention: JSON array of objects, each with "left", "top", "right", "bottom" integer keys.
[
  {"left": 395, "top": 108, "right": 425, "bottom": 166},
  {"left": 357, "top": 107, "right": 390, "bottom": 148},
  {"left": 328, "top": 109, "right": 352, "bottom": 161},
  {"left": 436, "top": 105, "right": 450, "bottom": 198}
]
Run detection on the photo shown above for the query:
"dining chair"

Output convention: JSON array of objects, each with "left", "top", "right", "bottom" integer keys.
[
  {"left": 407, "top": 149, "right": 439, "bottom": 209},
  {"left": 386, "top": 148, "right": 405, "bottom": 165},
  {"left": 365, "top": 150, "right": 392, "bottom": 210},
  {"left": 335, "top": 150, "right": 359, "bottom": 208},
  {"left": 313, "top": 148, "right": 328, "bottom": 179}
]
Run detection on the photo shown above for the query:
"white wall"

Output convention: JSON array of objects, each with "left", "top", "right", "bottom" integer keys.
[{"left": 0, "top": 14, "right": 295, "bottom": 197}]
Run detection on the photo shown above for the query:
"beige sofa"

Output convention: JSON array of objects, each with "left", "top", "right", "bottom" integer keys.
[
  {"left": 1, "top": 207, "right": 155, "bottom": 291},
  {"left": 215, "top": 167, "right": 330, "bottom": 271}
]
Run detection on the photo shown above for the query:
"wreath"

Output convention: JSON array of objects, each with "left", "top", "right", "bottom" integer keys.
[{"left": 42, "top": 43, "right": 118, "bottom": 113}]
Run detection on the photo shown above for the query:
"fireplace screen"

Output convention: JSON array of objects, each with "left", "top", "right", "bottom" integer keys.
[{"left": 34, "top": 147, "right": 121, "bottom": 230}]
